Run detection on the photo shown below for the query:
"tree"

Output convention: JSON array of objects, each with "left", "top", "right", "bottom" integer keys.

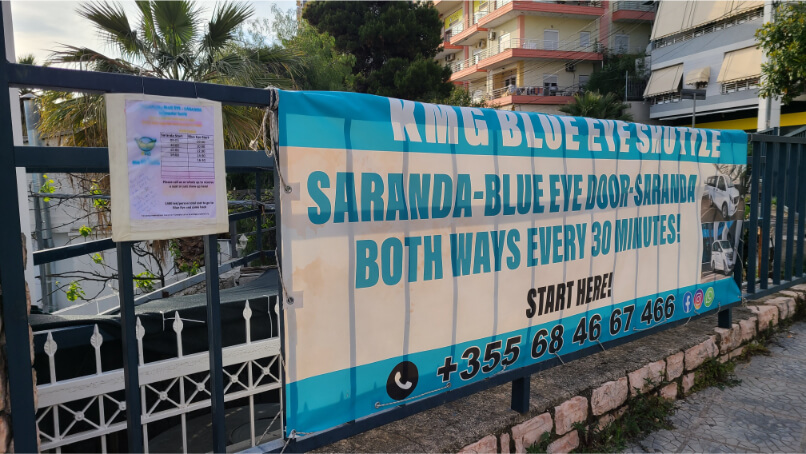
[
  {"left": 32, "top": 1, "right": 297, "bottom": 307},
  {"left": 302, "top": 1, "right": 452, "bottom": 101},
  {"left": 585, "top": 51, "right": 646, "bottom": 101},
  {"left": 38, "top": 1, "right": 302, "bottom": 149},
  {"left": 756, "top": 2, "right": 806, "bottom": 104},
  {"left": 267, "top": 5, "right": 355, "bottom": 91},
  {"left": 559, "top": 91, "right": 633, "bottom": 121}
]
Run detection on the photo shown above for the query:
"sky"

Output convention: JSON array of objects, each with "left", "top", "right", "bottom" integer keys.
[{"left": 9, "top": 0, "right": 297, "bottom": 63}]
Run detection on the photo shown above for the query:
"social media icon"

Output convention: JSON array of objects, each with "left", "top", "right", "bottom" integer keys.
[
  {"left": 683, "top": 291, "right": 693, "bottom": 313},
  {"left": 704, "top": 287, "right": 715, "bottom": 308},
  {"left": 693, "top": 289, "right": 704, "bottom": 310},
  {"left": 386, "top": 361, "right": 419, "bottom": 400}
]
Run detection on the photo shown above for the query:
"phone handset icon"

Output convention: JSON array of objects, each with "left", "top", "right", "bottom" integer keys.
[
  {"left": 394, "top": 372, "right": 413, "bottom": 390},
  {"left": 386, "top": 361, "right": 419, "bottom": 400}
]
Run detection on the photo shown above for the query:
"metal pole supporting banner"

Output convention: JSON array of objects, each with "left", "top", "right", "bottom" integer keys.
[
  {"left": 0, "top": 4, "right": 38, "bottom": 451},
  {"left": 116, "top": 242, "right": 144, "bottom": 452},
  {"left": 204, "top": 234, "right": 227, "bottom": 453}
]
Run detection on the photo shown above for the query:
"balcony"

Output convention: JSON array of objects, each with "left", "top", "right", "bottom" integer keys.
[
  {"left": 484, "top": 84, "right": 582, "bottom": 106},
  {"left": 478, "top": 1, "right": 604, "bottom": 29},
  {"left": 612, "top": 1, "right": 656, "bottom": 22},
  {"left": 448, "top": 56, "right": 488, "bottom": 82},
  {"left": 475, "top": 37, "right": 602, "bottom": 70}
]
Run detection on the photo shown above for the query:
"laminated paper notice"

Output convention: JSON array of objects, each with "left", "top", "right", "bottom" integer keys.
[{"left": 107, "top": 94, "right": 228, "bottom": 241}]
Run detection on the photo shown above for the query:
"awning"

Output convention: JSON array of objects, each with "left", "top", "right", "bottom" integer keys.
[
  {"left": 651, "top": 0, "right": 764, "bottom": 40},
  {"left": 644, "top": 64, "right": 684, "bottom": 97},
  {"left": 685, "top": 66, "right": 711, "bottom": 85},
  {"left": 717, "top": 46, "right": 762, "bottom": 83}
]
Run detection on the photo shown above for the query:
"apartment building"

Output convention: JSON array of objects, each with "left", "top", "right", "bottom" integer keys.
[
  {"left": 643, "top": 0, "right": 805, "bottom": 131},
  {"left": 435, "top": 0, "right": 655, "bottom": 114}
]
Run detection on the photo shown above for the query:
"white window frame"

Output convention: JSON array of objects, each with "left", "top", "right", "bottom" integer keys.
[
  {"left": 614, "top": 34, "right": 629, "bottom": 54},
  {"left": 579, "top": 31, "right": 591, "bottom": 50},
  {"left": 544, "top": 30, "right": 559, "bottom": 51}
]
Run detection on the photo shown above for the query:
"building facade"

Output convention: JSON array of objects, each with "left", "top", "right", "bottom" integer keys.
[
  {"left": 643, "top": 0, "right": 806, "bottom": 131},
  {"left": 435, "top": 0, "right": 655, "bottom": 114}
]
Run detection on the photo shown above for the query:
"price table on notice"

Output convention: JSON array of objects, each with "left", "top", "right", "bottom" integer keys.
[{"left": 160, "top": 133, "right": 215, "bottom": 180}]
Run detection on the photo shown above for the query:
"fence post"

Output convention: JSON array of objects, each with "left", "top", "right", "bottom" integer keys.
[
  {"left": 116, "top": 242, "right": 144, "bottom": 452},
  {"left": 511, "top": 376, "right": 530, "bottom": 413},
  {"left": 204, "top": 234, "right": 227, "bottom": 453},
  {"left": 0, "top": 4, "right": 38, "bottom": 451}
]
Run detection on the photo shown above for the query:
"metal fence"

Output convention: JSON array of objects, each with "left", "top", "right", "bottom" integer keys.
[{"left": 2, "top": 4, "right": 806, "bottom": 452}]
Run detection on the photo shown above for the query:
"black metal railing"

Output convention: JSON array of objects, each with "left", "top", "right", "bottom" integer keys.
[{"left": 745, "top": 134, "right": 806, "bottom": 298}]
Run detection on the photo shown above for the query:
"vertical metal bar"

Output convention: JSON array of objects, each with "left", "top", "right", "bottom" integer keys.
[
  {"left": 229, "top": 220, "right": 237, "bottom": 259},
  {"left": 510, "top": 376, "right": 530, "bottom": 413},
  {"left": 760, "top": 141, "right": 775, "bottom": 289},
  {"left": 256, "top": 173, "right": 263, "bottom": 258},
  {"left": 773, "top": 142, "right": 787, "bottom": 285},
  {"left": 204, "top": 234, "right": 226, "bottom": 453},
  {"left": 718, "top": 307, "right": 732, "bottom": 329},
  {"left": 785, "top": 143, "right": 798, "bottom": 281},
  {"left": 0, "top": 4, "right": 38, "bottom": 450},
  {"left": 116, "top": 242, "right": 144, "bottom": 453},
  {"left": 797, "top": 143, "right": 806, "bottom": 277},
  {"left": 272, "top": 84, "right": 290, "bottom": 449},
  {"left": 747, "top": 140, "right": 761, "bottom": 294}
]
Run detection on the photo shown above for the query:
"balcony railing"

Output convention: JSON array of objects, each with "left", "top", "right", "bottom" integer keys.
[
  {"left": 482, "top": 37, "right": 600, "bottom": 60},
  {"left": 444, "top": 21, "right": 464, "bottom": 41},
  {"left": 486, "top": 84, "right": 585, "bottom": 100},
  {"left": 614, "top": 1, "right": 656, "bottom": 12}
]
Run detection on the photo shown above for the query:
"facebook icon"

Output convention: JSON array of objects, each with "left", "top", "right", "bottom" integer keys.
[{"left": 683, "top": 291, "right": 693, "bottom": 313}]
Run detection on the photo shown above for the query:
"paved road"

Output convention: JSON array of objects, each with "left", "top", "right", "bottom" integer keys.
[{"left": 626, "top": 321, "right": 806, "bottom": 453}]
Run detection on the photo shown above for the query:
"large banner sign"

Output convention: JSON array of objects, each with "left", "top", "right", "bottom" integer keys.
[{"left": 277, "top": 91, "right": 747, "bottom": 436}]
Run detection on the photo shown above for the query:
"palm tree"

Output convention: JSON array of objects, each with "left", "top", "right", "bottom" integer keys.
[
  {"left": 34, "top": 2, "right": 301, "bottom": 286},
  {"left": 559, "top": 91, "right": 633, "bottom": 121},
  {"left": 37, "top": 1, "right": 302, "bottom": 149}
]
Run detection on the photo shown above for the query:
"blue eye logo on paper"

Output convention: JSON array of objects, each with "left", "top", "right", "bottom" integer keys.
[
  {"left": 135, "top": 137, "right": 157, "bottom": 156},
  {"left": 682, "top": 291, "right": 693, "bottom": 313}
]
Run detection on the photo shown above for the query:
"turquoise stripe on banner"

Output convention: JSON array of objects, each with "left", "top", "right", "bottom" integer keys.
[
  {"left": 284, "top": 277, "right": 740, "bottom": 435},
  {"left": 278, "top": 90, "right": 747, "bottom": 164}
]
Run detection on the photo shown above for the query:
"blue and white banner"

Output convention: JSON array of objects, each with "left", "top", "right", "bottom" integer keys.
[{"left": 277, "top": 90, "right": 747, "bottom": 436}]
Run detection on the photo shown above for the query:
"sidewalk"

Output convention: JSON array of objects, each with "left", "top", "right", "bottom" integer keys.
[{"left": 626, "top": 321, "right": 806, "bottom": 453}]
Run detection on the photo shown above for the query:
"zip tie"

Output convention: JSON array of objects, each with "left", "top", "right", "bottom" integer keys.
[
  {"left": 553, "top": 352, "right": 565, "bottom": 365},
  {"left": 374, "top": 383, "right": 451, "bottom": 408}
]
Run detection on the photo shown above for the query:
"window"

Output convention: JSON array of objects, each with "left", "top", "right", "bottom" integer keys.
[
  {"left": 614, "top": 34, "right": 629, "bottom": 54},
  {"left": 543, "top": 75, "right": 559, "bottom": 94},
  {"left": 499, "top": 32, "right": 511, "bottom": 52},
  {"left": 504, "top": 76, "right": 517, "bottom": 87},
  {"left": 579, "top": 75, "right": 590, "bottom": 88},
  {"left": 579, "top": 31, "right": 590, "bottom": 49},
  {"left": 718, "top": 177, "right": 726, "bottom": 191},
  {"left": 720, "top": 77, "right": 760, "bottom": 94},
  {"left": 544, "top": 30, "right": 559, "bottom": 50}
]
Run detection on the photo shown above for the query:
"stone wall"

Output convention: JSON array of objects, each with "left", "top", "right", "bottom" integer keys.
[{"left": 458, "top": 288, "right": 805, "bottom": 453}]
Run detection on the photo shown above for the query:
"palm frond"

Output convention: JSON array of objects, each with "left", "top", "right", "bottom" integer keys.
[
  {"left": 152, "top": 1, "right": 200, "bottom": 57},
  {"left": 48, "top": 45, "right": 144, "bottom": 74},
  {"left": 203, "top": 2, "right": 254, "bottom": 54},
  {"left": 78, "top": 2, "right": 141, "bottom": 57}
]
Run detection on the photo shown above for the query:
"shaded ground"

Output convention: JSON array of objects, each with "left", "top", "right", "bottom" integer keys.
[{"left": 626, "top": 322, "right": 806, "bottom": 453}]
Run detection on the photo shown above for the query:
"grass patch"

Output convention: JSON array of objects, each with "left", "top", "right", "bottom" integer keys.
[
  {"left": 573, "top": 393, "right": 676, "bottom": 453},
  {"left": 738, "top": 341, "right": 771, "bottom": 360},
  {"left": 525, "top": 432, "right": 551, "bottom": 453},
  {"left": 691, "top": 358, "right": 741, "bottom": 392}
]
